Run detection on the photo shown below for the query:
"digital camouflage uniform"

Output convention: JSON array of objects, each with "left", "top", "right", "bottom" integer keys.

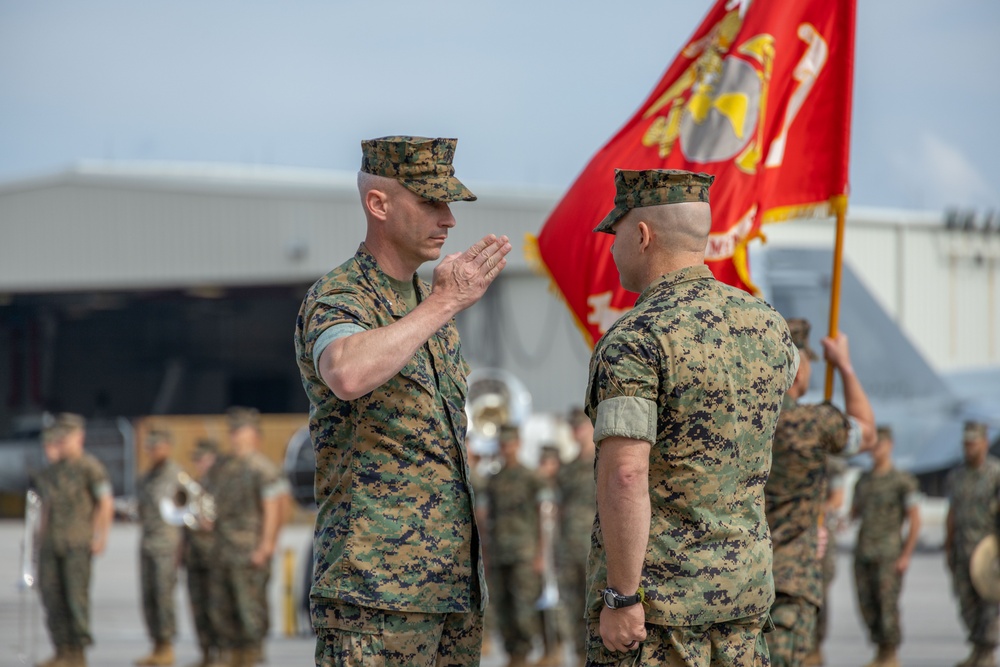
[
  {"left": 37, "top": 453, "right": 112, "bottom": 653},
  {"left": 183, "top": 454, "right": 226, "bottom": 657},
  {"left": 765, "top": 395, "right": 856, "bottom": 667},
  {"left": 813, "top": 456, "right": 847, "bottom": 658},
  {"left": 557, "top": 452, "right": 597, "bottom": 658},
  {"left": 584, "top": 255, "right": 800, "bottom": 665},
  {"left": 246, "top": 449, "right": 291, "bottom": 645},
  {"left": 851, "top": 467, "right": 919, "bottom": 649},
  {"left": 947, "top": 455, "right": 1000, "bottom": 651},
  {"left": 209, "top": 452, "right": 285, "bottom": 651},
  {"left": 136, "top": 458, "right": 184, "bottom": 646},
  {"left": 295, "top": 179, "right": 487, "bottom": 667},
  {"left": 487, "top": 458, "right": 543, "bottom": 662}
]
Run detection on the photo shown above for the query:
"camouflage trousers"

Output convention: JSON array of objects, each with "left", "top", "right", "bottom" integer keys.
[
  {"left": 210, "top": 562, "right": 268, "bottom": 649},
  {"left": 585, "top": 612, "right": 770, "bottom": 666},
  {"left": 559, "top": 556, "right": 589, "bottom": 657},
  {"left": 813, "top": 538, "right": 837, "bottom": 651},
  {"left": 767, "top": 595, "right": 817, "bottom": 667},
  {"left": 140, "top": 549, "right": 178, "bottom": 643},
  {"left": 185, "top": 562, "right": 219, "bottom": 652},
  {"left": 312, "top": 599, "right": 483, "bottom": 667},
  {"left": 38, "top": 544, "right": 93, "bottom": 649},
  {"left": 490, "top": 560, "right": 541, "bottom": 660},
  {"left": 854, "top": 556, "right": 903, "bottom": 647},
  {"left": 951, "top": 550, "right": 1000, "bottom": 648}
]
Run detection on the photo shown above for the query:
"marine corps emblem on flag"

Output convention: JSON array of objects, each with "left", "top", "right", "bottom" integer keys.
[{"left": 528, "top": 0, "right": 855, "bottom": 347}]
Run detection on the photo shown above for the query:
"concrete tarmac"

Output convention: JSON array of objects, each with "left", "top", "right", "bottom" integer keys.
[{"left": 0, "top": 520, "right": 975, "bottom": 666}]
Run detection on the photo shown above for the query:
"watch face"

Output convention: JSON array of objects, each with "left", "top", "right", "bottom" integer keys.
[{"left": 603, "top": 589, "right": 617, "bottom": 608}]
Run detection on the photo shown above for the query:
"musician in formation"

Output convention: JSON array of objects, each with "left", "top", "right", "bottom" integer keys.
[
  {"left": 134, "top": 428, "right": 185, "bottom": 667},
  {"left": 182, "top": 438, "right": 226, "bottom": 667},
  {"left": 850, "top": 426, "right": 921, "bottom": 667},
  {"left": 765, "top": 319, "right": 876, "bottom": 667},
  {"left": 210, "top": 407, "right": 290, "bottom": 667},
  {"left": 35, "top": 413, "right": 114, "bottom": 667},
  {"left": 946, "top": 421, "right": 1000, "bottom": 667},
  {"left": 484, "top": 424, "right": 545, "bottom": 667}
]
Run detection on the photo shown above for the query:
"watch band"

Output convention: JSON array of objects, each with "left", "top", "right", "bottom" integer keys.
[{"left": 602, "top": 586, "right": 644, "bottom": 609}]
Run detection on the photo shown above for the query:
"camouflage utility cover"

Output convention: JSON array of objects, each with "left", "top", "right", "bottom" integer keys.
[
  {"left": 361, "top": 135, "right": 476, "bottom": 203},
  {"left": 294, "top": 243, "right": 486, "bottom": 617},
  {"left": 212, "top": 453, "right": 284, "bottom": 565},
  {"left": 765, "top": 396, "right": 852, "bottom": 606},
  {"left": 137, "top": 459, "right": 184, "bottom": 555},
  {"left": 593, "top": 168, "right": 714, "bottom": 233},
  {"left": 584, "top": 264, "right": 799, "bottom": 627},
  {"left": 557, "top": 455, "right": 597, "bottom": 561},
  {"left": 486, "top": 462, "right": 542, "bottom": 565},
  {"left": 183, "top": 455, "right": 227, "bottom": 566},
  {"left": 39, "top": 453, "right": 112, "bottom": 554},
  {"left": 852, "top": 468, "right": 919, "bottom": 561},
  {"left": 947, "top": 456, "right": 1000, "bottom": 557}
]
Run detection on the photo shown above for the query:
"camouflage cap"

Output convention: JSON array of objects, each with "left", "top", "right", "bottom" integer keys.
[
  {"left": 42, "top": 412, "right": 86, "bottom": 443},
  {"left": 191, "top": 438, "right": 219, "bottom": 460},
  {"left": 498, "top": 423, "right": 521, "bottom": 443},
  {"left": 593, "top": 169, "right": 714, "bottom": 234},
  {"left": 964, "top": 421, "right": 988, "bottom": 443},
  {"left": 567, "top": 407, "right": 590, "bottom": 429},
  {"left": 786, "top": 318, "right": 819, "bottom": 360},
  {"left": 361, "top": 136, "right": 477, "bottom": 203},
  {"left": 145, "top": 428, "right": 174, "bottom": 448},
  {"left": 227, "top": 406, "right": 261, "bottom": 432},
  {"left": 876, "top": 425, "right": 894, "bottom": 441}
]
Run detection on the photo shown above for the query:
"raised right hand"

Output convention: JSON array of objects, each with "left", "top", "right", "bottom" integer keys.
[{"left": 431, "top": 235, "right": 511, "bottom": 313}]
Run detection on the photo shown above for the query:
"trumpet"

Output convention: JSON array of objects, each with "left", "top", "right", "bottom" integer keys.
[{"left": 159, "top": 471, "right": 216, "bottom": 529}]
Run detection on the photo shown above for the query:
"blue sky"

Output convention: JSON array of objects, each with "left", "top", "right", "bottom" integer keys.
[{"left": 1, "top": 0, "right": 998, "bottom": 212}]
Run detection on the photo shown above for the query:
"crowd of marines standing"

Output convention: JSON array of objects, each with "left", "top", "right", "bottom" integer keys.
[
  {"left": 31, "top": 407, "right": 292, "bottom": 667},
  {"left": 26, "top": 134, "right": 1000, "bottom": 667}
]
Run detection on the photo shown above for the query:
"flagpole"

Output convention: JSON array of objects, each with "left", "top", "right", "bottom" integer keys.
[{"left": 824, "top": 196, "right": 847, "bottom": 401}]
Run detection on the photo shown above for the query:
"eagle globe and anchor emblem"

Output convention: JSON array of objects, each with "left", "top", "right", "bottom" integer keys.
[{"left": 587, "top": 6, "right": 831, "bottom": 336}]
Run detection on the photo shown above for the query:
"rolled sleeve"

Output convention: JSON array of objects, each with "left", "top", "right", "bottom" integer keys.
[{"left": 594, "top": 396, "right": 658, "bottom": 445}]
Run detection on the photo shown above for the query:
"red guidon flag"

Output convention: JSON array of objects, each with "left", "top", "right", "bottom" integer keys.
[{"left": 527, "top": 0, "right": 855, "bottom": 347}]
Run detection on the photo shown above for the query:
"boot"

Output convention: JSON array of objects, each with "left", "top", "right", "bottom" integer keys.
[
  {"left": 136, "top": 642, "right": 175, "bottom": 666},
  {"left": 875, "top": 645, "right": 899, "bottom": 667},
  {"left": 36, "top": 646, "right": 69, "bottom": 667},
  {"left": 535, "top": 644, "right": 565, "bottom": 666},
  {"left": 972, "top": 646, "right": 999, "bottom": 667},
  {"left": 803, "top": 648, "right": 823, "bottom": 666},
  {"left": 228, "top": 649, "right": 251, "bottom": 667},
  {"left": 505, "top": 655, "right": 530, "bottom": 667},
  {"left": 62, "top": 647, "right": 86, "bottom": 667},
  {"left": 187, "top": 646, "right": 223, "bottom": 667}
]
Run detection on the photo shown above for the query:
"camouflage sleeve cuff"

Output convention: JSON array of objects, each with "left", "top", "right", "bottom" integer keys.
[
  {"left": 904, "top": 491, "right": 921, "bottom": 509},
  {"left": 843, "top": 416, "right": 863, "bottom": 457},
  {"left": 313, "top": 323, "right": 367, "bottom": 372},
  {"left": 93, "top": 481, "right": 113, "bottom": 499},
  {"left": 593, "top": 396, "right": 657, "bottom": 445}
]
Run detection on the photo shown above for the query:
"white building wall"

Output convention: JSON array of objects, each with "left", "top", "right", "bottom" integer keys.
[
  {"left": 2, "top": 161, "right": 998, "bottom": 390},
  {"left": 760, "top": 211, "right": 1000, "bottom": 371}
]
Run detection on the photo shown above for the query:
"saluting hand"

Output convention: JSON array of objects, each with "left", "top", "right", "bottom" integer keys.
[{"left": 431, "top": 235, "right": 511, "bottom": 313}]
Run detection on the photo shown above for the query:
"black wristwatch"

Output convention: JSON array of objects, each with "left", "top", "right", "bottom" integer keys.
[{"left": 602, "top": 587, "right": 644, "bottom": 609}]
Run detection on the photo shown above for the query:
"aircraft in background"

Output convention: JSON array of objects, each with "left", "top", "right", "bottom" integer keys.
[{"left": 753, "top": 246, "right": 1000, "bottom": 497}]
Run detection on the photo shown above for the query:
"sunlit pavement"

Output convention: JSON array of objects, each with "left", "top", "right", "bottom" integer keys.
[{"left": 0, "top": 521, "right": 971, "bottom": 667}]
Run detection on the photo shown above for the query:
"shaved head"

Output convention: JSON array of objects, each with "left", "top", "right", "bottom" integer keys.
[
  {"left": 357, "top": 170, "right": 399, "bottom": 203},
  {"left": 636, "top": 201, "right": 712, "bottom": 254}
]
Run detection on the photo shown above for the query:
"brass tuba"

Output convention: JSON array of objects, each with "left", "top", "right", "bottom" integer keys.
[
  {"left": 465, "top": 368, "right": 532, "bottom": 456},
  {"left": 159, "top": 471, "right": 216, "bottom": 529}
]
